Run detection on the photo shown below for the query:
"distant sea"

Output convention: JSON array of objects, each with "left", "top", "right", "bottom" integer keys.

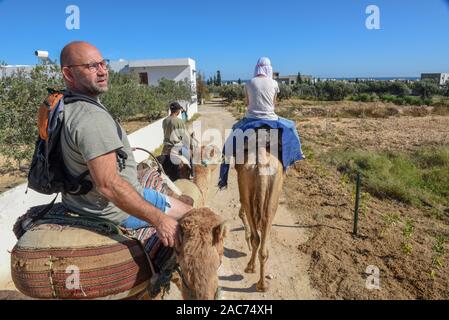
[
  {"left": 223, "top": 77, "right": 420, "bottom": 83},
  {"left": 332, "top": 77, "right": 420, "bottom": 81}
]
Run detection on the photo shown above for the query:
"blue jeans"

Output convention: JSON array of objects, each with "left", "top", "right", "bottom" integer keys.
[{"left": 120, "top": 188, "right": 171, "bottom": 229}]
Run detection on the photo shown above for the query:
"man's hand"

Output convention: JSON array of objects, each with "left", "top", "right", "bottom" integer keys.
[
  {"left": 154, "top": 215, "right": 179, "bottom": 248},
  {"left": 87, "top": 151, "right": 179, "bottom": 247}
]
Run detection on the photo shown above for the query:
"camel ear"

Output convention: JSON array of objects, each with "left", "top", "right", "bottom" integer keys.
[
  {"left": 212, "top": 221, "right": 228, "bottom": 247},
  {"left": 209, "top": 147, "right": 216, "bottom": 158}
]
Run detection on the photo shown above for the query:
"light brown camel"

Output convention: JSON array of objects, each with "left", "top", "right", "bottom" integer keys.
[
  {"left": 142, "top": 145, "right": 223, "bottom": 299},
  {"left": 136, "top": 145, "right": 219, "bottom": 208},
  {"left": 235, "top": 128, "right": 284, "bottom": 292},
  {"left": 174, "top": 207, "right": 227, "bottom": 299},
  {"left": 139, "top": 208, "right": 227, "bottom": 300},
  {"left": 174, "top": 146, "right": 220, "bottom": 208}
]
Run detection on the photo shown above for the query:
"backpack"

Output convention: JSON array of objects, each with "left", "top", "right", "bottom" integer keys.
[{"left": 27, "top": 88, "right": 128, "bottom": 196}]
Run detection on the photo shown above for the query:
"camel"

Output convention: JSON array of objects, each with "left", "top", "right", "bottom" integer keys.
[
  {"left": 174, "top": 207, "right": 227, "bottom": 299},
  {"left": 234, "top": 127, "right": 284, "bottom": 292},
  {"left": 136, "top": 144, "right": 219, "bottom": 208},
  {"left": 140, "top": 207, "right": 227, "bottom": 300},
  {"left": 134, "top": 144, "right": 224, "bottom": 299},
  {"left": 173, "top": 145, "right": 220, "bottom": 208},
  {"left": 134, "top": 145, "right": 223, "bottom": 299}
]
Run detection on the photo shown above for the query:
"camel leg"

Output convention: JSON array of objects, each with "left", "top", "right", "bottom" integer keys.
[
  {"left": 256, "top": 221, "right": 271, "bottom": 292},
  {"left": 244, "top": 231, "right": 259, "bottom": 274},
  {"left": 244, "top": 209, "right": 260, "bottom": 274},
  {"left": 238, "top": 206, "right": 251, "bottom": 252}
]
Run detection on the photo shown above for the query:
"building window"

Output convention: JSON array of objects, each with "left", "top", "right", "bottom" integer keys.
[{"left": 139, "top": 72, "right": 149, "bottom": 85}]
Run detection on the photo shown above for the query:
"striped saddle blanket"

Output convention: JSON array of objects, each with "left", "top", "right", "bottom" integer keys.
[{"left": 12, "top": 166, "right": 176, "bottom": 299}]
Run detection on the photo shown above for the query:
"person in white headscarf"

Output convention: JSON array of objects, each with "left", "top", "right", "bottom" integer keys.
[
  {"left": 244, "top": 57, "right": 280, "bottom": 120},
  {"left": 218, "top": 57, "right": 305, "bottom": 189}
]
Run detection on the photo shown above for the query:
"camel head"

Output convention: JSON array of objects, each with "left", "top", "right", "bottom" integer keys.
[
  {"left": 191, "top": 144, "right": 221, "bottom": 194},
  {"left": 176, "top": 208, "right": 227, "bottom": 300}
]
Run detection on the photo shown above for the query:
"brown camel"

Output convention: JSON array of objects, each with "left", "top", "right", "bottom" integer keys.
[
  {"left": 235, "top": 128, "right": 284, "bottom": 292},
  {"left": 174, "top": 145, "right": 220, "bottom": 208},
  {"left": 138, "top": 208, "right": 227, "bottom": 300},
  {"left": 138, "top": 145, "right": 224, "bottom": 299},
  {"left": 174, "top": 207, "right": 227, "bottom": 299}
]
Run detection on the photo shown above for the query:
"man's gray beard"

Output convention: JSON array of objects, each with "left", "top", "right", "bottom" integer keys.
[{"left": 85, "top": 82, "right": 108, "bottom": 96}]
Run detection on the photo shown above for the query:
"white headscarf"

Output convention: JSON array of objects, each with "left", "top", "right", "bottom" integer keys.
[{"left": 254, "top": 57, "right": 273, "bottom": 79}]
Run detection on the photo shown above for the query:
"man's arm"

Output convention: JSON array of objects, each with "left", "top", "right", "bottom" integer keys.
[{"left": 87, "top": 151, "right": 178, "bottom": 247}]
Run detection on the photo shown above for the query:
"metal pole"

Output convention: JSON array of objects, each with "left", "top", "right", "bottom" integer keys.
[{"left": 353, "top": 173, "right": 361, "bottom": 236}]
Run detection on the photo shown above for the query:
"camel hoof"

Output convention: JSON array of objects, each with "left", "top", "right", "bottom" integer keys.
[
  {"left": 245, "top": 266, "right": 256, "bottom": 274},
  {"left": 256, "top": 281, "right": 269, "bottom": 292}
]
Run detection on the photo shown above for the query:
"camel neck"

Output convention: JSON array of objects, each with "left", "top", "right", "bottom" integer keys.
[{"left": 193, "top": 166, "right": 210, "bottom": 196}]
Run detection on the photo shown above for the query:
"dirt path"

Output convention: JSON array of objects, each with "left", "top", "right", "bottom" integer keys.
[{"left": 192, "top": 101, "right": 318, "bottom": 300}]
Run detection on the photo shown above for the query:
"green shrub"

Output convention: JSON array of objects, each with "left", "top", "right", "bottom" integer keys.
[
  {"left": 380, "top": 94, "right": 396, "bottom": 103},
  {"left": 293, "top": 83, "right": 317, "bottom": 99},
  {"left": 351, "top": 93, "right": 378, "bottom": 102},
  {"left": 412, "top": 80, "right": 440, "bottom": 99},
  {"left": 278, "top": 83, "right": 293, "bottom": 100},
  {"left": 443, "top": 83, "right": 449, "bottom": 97},
  {"left": 356, "top": 80, "right": 412, "bottom": 97},
  {"left": 318, "top": 81, "right": 355, "bottom": 101},
  {"left": 219, "top": 85, "right": 245, "bottom": 103},
  {"left": 404, "top": 96, "right": 423, "bottom": 106},
  {"left": 0, "top": 65, "right": 63, "bottom": 167},
  {"left": 323, "top": 147, "right": 449, "bottom": 207}
]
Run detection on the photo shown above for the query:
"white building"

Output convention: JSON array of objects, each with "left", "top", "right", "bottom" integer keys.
[
  {"left": 0, "top": 65, "right": 34, "bottom": 78},
  {"left": 273, "top": 72, "right": 313, "bottom": 85},
  {"left": 421, "top": 73, "right": 449, "bottom": 86},
  {"left": 110, "top": 58, "right": 198, "bottom": 119}
]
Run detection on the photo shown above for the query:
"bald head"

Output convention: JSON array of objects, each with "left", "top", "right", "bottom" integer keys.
[{"left": 60, "top": 41, "right": 101, "bottom": 67}]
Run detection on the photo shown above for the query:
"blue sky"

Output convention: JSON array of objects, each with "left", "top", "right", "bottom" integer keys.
[{"left": 0, "top": 0, "right": 448, "bottom": 79}]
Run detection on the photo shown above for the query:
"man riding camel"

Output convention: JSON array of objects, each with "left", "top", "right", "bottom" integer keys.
[
  {"left": 160, "top": 102, "right": 193, "bottom": 181},
  {"left": 59, "top": 41, "right": 191, "bottom": 248}
]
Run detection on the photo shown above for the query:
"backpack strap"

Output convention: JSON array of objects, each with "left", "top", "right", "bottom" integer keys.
[
  {"left": 63, "top": 94, "right": 124, "bottom": 138},
  {"left": 63, "top": 92, "right": 128, "bottom": 171}
]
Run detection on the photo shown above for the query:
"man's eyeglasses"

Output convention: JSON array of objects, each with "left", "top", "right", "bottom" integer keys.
[{"left": 65, "top": 59, "right": 110, "bottom": 73}]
